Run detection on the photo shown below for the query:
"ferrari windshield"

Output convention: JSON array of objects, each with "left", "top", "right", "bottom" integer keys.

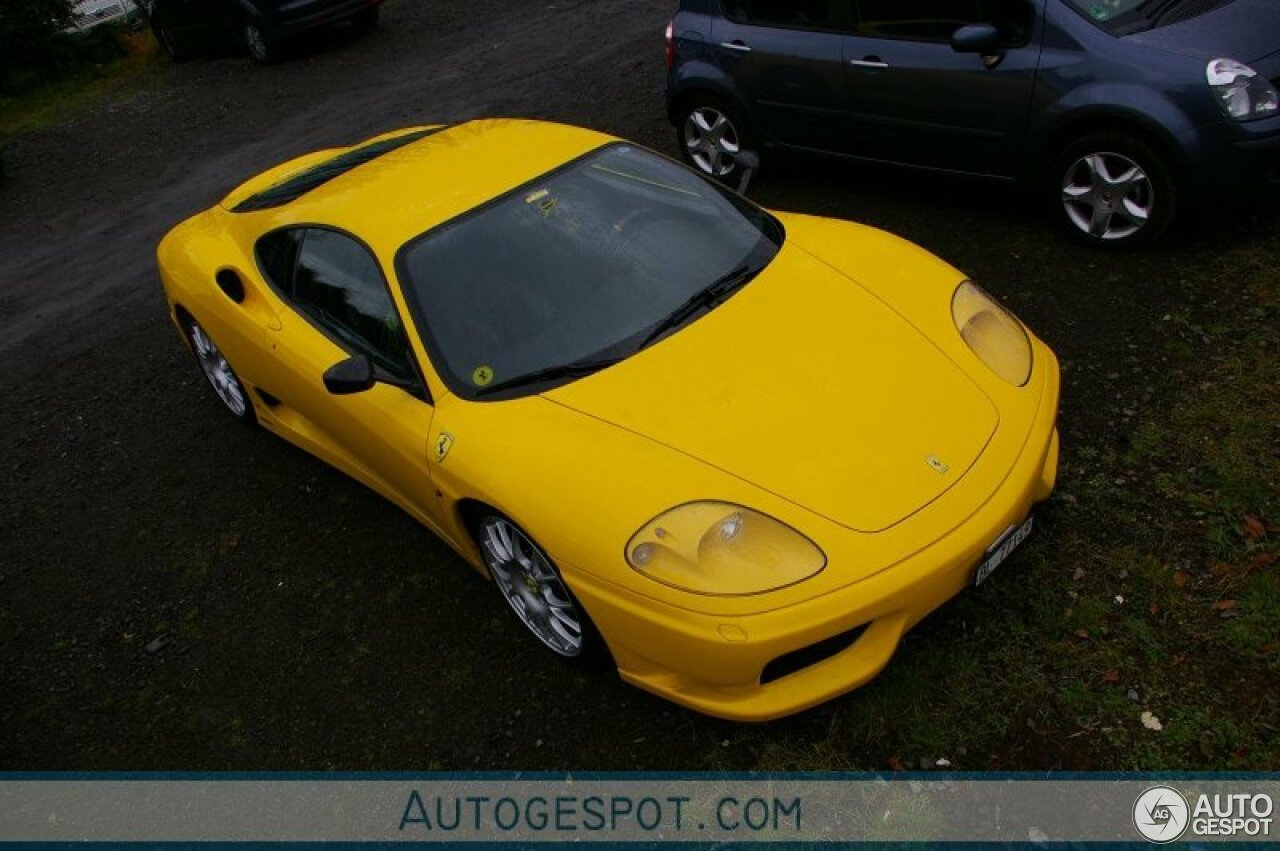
[{"left": 397, "top": 144, "right": 781, "bottom": 399}]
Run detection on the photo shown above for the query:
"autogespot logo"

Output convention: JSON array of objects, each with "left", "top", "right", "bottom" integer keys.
[{"left": 1134, "top": 786, "right": 1190, "bottom": 843}]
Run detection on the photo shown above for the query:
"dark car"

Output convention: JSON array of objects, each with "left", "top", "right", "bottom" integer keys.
[
  {"left": 665, "top": 0, "right": 1280, "bottom": 247},
  {"left": 143, "top": 0, "right": 382, "bottom": 63}
]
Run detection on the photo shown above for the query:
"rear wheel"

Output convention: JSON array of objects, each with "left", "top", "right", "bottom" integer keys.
[
  {"left": 1049, "top": 131, "right": 1175, "bottom": 249},
  {"left": 242, "top": 17, "right": 283, "bottom": 64},
  {"left": 676, "top": 95, "right": 752, "bottom": 183},
  {"left": 184, "top": 319, "right": 255, "bottom": 425}
]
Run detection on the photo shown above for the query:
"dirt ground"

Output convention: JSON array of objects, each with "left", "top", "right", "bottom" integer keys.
[{"left": 1, "top": 0, "right": 1276, "bottom": 770}]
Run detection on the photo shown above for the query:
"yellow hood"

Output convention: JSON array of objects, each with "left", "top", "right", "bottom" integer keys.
[{"left": 545, "top": 241, "right": 998, "bottom": 533}]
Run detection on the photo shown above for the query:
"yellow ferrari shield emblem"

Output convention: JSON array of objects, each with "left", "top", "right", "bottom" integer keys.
[{"left": 434, "top": 432, "right": 454, "bottom": 462}]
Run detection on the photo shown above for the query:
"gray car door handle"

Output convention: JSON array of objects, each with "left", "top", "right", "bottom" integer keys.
[
  {"left": 850, "top": 58, "right": 889, "bottom": 68},
  {"left": 719, "top": 41, "right": 752, "bottom": 52}
]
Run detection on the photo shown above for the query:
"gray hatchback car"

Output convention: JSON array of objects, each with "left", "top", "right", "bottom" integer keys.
[{"left": 665, "top": 0, "right": 1280, "bottom": 247}]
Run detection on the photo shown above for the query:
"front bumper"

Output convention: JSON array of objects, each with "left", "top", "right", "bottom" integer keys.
[
  {"left": 1182, "top": 113, "right": 1280, "bottom": 203},
  {"left": 566, "top": 357, "right": 1060, "bottom": 722}
]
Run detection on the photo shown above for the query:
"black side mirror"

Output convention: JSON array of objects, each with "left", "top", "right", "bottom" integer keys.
[
  {"left": 736, "top": 150, "right": 761, "bottom": 194},
  {"left": 323, "top": 354, "right": 376, "bottom": 395},
  {"left": 951, "top": 23, "right": 1002, "bottom": 55}
]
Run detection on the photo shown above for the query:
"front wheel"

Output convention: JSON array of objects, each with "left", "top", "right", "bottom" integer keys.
[
  {"left": 475, "top": 513, "right": 605, "bottom": 664},
  {"left": 1050, "top": 131, "right": 1176, "bottom": 249},
  {"left": 154, "top": 21, "right": 192, "bottom": 61},
  {"left": 676, "top": 96, "right": 752, "bottom": 182},
  {"left": 243, "top": 18, "right": 283, "bottom": 64}
]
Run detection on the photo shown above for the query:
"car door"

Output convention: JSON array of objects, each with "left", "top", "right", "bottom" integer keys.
[
  {"left": 255, "top": 225, "right": 444, "bottom": 531},
  {"left": 712, "top": 0, "right": 852, "bottom": 153},
  {"left": 841, "top": 0, "right": 1043, "bottom": 177}
]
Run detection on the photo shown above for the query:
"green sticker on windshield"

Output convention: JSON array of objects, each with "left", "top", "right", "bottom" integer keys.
[{"left": 471, "top": 365, "right": 495, "bottom": 387}]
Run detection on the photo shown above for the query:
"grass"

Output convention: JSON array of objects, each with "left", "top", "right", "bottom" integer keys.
[
  {"left": 709, "top": 225, "right": 1280, "bottom": 772},
  {"left": 0, "top": 29, "right": 164, "bottom": 138}
]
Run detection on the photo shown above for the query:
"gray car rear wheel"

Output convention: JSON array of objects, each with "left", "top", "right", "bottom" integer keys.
[{"left": 676, "top": 96, "right": 752, "bottom": 182}]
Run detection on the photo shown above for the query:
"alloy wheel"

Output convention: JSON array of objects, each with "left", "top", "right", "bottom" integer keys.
[
  {"left": 1061, "top": 151, "right": 1153, "bottom": 241},
  {"left": 244, "top": 21, "right": 269, "bottom": 62},
  {"left": 189, "top": 322, "right": 248, "bottom": 418},
  {"left": 480, "top": 517, "right": 584, "bottom": 657},
  {"left": 683, "top": 107, "right": 741, "bottom": 178}
]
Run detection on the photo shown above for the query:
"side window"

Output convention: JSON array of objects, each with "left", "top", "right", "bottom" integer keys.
[
  {"left": 725, "top": 0, "right": 837, "bottom": 30},
  {"left": 291, "top": 229, "right": 415, "bottom": 381},
  {"left": 257, "top": 228, "right": 304, "bottom": 292},
  {"left": 851, "top": 1, "right": 1031, "bottom": 45}
]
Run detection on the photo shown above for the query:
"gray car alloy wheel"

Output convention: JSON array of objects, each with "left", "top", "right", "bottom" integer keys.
[
  {"left": 1061, "top": 151, "right": 1154, "bottom": 241},
  {"left": 244, "top": 20, "right": 270, "bottom": 62},
  {"left": 480, "top": 516, "right": 584, "bottom": 658},
  {"left": 683, "top": 106, "right": 741, "bottom": 178},
  {"left": 189, "top": 322, "right": 249, "bottom": 419}
]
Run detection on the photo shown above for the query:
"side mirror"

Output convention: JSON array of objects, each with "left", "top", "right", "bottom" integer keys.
[
  {"left": 736, "top": 150, "right": 761, "bottom": 194},
  {"left": 323, "top": 354, "right": 376, "bottom": 395},
  {"left": 951, "top": 23, "right": 1002, "bottom": 55}
]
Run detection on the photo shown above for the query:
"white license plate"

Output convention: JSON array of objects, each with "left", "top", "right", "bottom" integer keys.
[{"left": 974, "top": 515, "right": 1034, "bottom": 586}]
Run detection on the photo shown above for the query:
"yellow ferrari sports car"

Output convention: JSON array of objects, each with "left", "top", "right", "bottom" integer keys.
[{"left": 158, "top": 119, "right": 1060, "bottom": 721}]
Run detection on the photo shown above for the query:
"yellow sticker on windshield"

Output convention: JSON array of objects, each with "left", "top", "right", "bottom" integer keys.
[
  {"left": 471, "top": 365, "right": 495, "bottom": 387},
  {"left": 525, "top": 189, "right": 549, "bottom": 204}
]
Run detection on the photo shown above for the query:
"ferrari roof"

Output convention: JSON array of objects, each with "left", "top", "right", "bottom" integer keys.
[{"left": 219, "top": 119, "right": 615, "bottom": 256}]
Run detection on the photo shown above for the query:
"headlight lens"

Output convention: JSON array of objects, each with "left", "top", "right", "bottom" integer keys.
[
  {"left": 1207, "top": 58, "right": 1279, "bottom": 121},
  {"left": 951, "top": 281, "right": 1032, "bottom": 386},
  {"left": 625, "top": 502, "right": 826, "bottom": 595}
]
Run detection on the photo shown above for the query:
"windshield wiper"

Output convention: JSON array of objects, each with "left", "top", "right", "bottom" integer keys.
[
  {"left": 637, "top": 263, "right": 757, "bottom": 351},
  {"left": 1137, "top": 0, "right": 1182, "bottom": 22},
  {"left": 473, "top": 355, "right": 624, "bottom": 397}
]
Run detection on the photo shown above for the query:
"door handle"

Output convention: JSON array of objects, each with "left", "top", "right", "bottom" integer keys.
[
  {"left": 850, "top": 57, "right": 889, "bottom": 69},
  {"left": 719, "top": 40, "right": 751, "bottom": 52}
]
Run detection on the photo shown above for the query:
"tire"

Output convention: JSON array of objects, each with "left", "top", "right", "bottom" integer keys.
[
  {"left": 674, "top": 94, "right": 754, "bottom": 183},
  {"left": 154, "top": 20, "right": 192, "bottom": 62},
  {"left": 350, "top": 5, "right": 379, "bottom": 33},
  {"left": 183, "top": 318, "right": 256, "bottom": 426},
  {"left": 472, "top": 511, "right": 609, "bottom": 667},
  {"left": 242, "top": 17, "right": 284, "bottom": 64},
  {"left": 1049, "top": 131, "right": 1176, "bottom": 249}
]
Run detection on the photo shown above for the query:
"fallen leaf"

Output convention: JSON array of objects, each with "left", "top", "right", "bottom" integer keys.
[
  {"left": 1141, "top": 711, "right": 1163, "bottom": 731},
  {"left": 1149, "top": 602, "right": 1160, "bottom": 615},
  {"left": 1249, "top": 551, "right": 1276, "bottom": 568},
  {"left": 1173, "top": 570, "right": 1189, "bottom": 588},
  {"left": 1073, "top": 628, "right": 1090, "bottom": 640},
  {"left": 1212, "top": 599, "right": 1237, "bottom": 611},
  {"left": 1243, "top": 515, "right": 1266, "bottom": 541},
  {"left": 887, "top": 755, "right": 906, "bottom": 772},
  {"left": 1102, "top": 669, "right": 1121, "bottom": 683},
  {"left": 1209, "top": 562, "right": 1232, "bottom": 577}
]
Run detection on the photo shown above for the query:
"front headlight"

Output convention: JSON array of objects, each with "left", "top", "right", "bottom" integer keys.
[
  {"left": 1207, "top": 58, "right": 1279, "bottom": 121},
  {"left": 625, "top": 502, "right": 826, "bottom": 595},
  {"left": 951, "top": 281, "right": 1032, "bottom": 386}
]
